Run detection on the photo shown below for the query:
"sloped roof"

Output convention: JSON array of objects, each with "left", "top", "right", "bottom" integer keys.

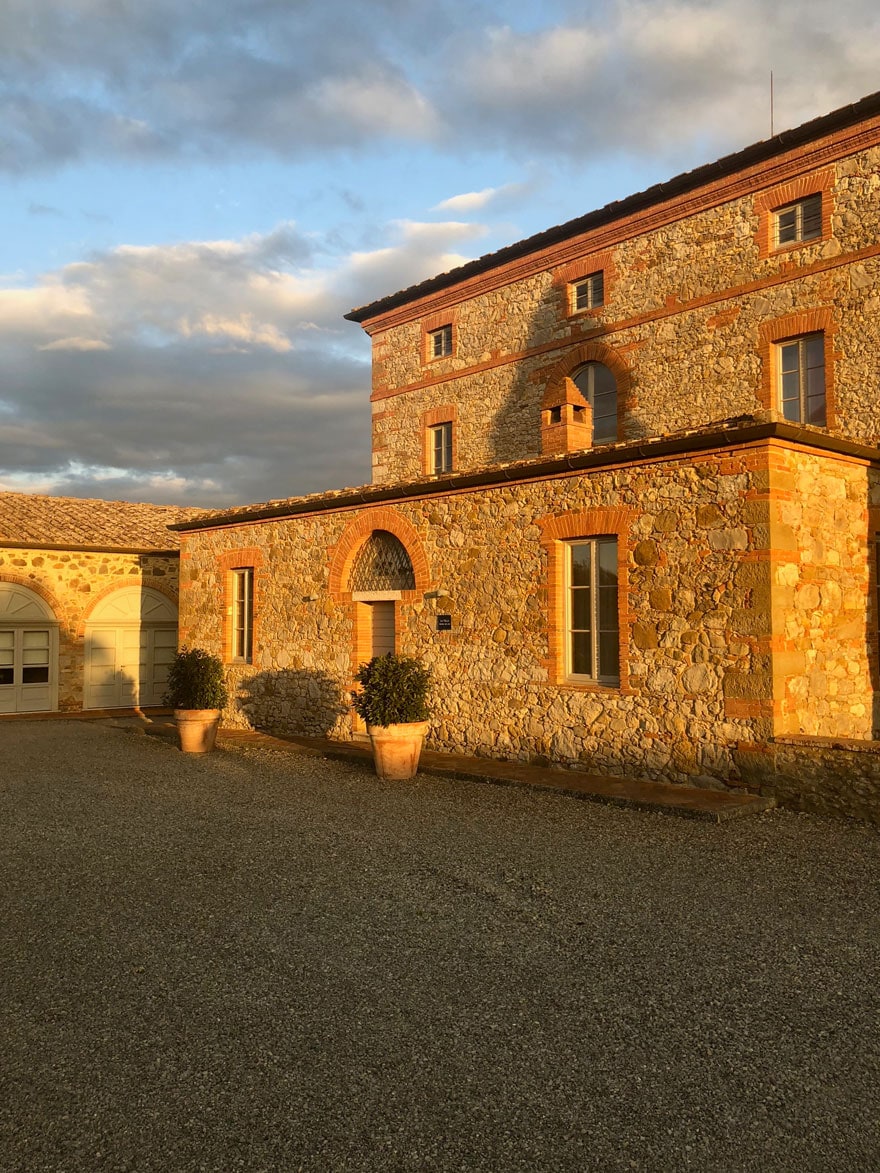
[
  {"left": 346, "top": 89, "right": 880, "bottom": 325},
  {"left": 0, "top": 492, "right": 214, "bottom": 551},
  {"left": 172, "top": 417, "right": 880, "bottom": 533}
]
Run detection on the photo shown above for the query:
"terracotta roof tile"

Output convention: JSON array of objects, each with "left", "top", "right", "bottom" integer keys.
[{"left": 0, "top": 492, "right": 214, "bottom": 550}]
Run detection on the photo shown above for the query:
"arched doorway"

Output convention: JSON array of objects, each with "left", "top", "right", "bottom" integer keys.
[
  {"left": 0, "top": 583, "right": 59, "bottom": 713},
  {"left": 349, "top": 530, "right": 416, "bottom": 661},
  {"left": 83, "top": 586, "right": 178, "bottom": 709}
]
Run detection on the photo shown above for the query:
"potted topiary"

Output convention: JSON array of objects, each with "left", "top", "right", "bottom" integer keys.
[
  {"left": 352, "top": 654, "right": 432, "bottom": 781},
  {"left": 163, "top": 647, "right": 229, "bottom": 753}
]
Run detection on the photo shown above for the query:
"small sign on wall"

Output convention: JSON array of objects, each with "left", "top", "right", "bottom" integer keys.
[{"left": 436, "top": 614, "right": 452, "bottom": 631}]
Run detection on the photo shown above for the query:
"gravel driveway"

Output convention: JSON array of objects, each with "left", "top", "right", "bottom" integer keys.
[{"left": 1, "top": 720, "right": 879, "bottom": 1173}]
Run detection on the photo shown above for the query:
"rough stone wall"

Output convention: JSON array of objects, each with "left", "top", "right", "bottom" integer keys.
[
  {"left": 369, "top": 145, "right": 880, "bottom": 484},
  {"left": 767, "top": 447, "right": 876, "bottom": 738},
  {"left": 179, "top": 443, "right": 778, "bottom": 788},
  {"left": 0, "top": 546, "right": 179, "bottom": 711},
  {"left": 737, "top": 736, "right": 880, "bottom": 825}
]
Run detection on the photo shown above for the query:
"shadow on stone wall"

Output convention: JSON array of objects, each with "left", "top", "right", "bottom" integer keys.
[
  {"left": 235, "top": 669, "right": 350, "bottom": 738},
  {"left": 486, "top": 283, "right": 557, "bottom": 466},
  {"left": 487, "top": 280, "right": 667, "bottom": 469}
]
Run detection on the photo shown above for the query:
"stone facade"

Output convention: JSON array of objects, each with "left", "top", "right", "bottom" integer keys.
[
  {"left": 366, "top": 140, "right": 880, "bottom": 485},
  {"left": 177, "top": 94, "right": 880, "bottom": 821},
  {"left": 176, "top": 429, "right": 878, "bottom": 802}
]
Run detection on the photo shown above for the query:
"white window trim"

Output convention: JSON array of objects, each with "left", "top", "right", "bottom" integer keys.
[
  {"left": 429, "top": 421, "right": 453, "bottom": 474},
  {"left": 774, "top": 194, "right": 821, "bottom": 248},
  {"left": 776, "top": 332, "right": 826, "bottom": 426},
  {"left": 565, "top": 537, "right": 619, "bottom": 686},
  {"left": 571, "top": 271, "right": 604, "bottom": 313},
  {"left": 0, "top": 624, "right": 59, "bottom": 712},
  {"left": 231, "top": 568, "right": 254, "bottom": 663},
  {"left": 428, "top": 324, "right": 453, "bottom": 360}
]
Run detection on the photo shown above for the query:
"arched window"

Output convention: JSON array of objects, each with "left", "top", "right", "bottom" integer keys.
[
  {"left": 573, "top": 363, "right": 617, "bottom": 444},
  {"left": 349, "top": 531, "right": 415, "bottom": 592}
]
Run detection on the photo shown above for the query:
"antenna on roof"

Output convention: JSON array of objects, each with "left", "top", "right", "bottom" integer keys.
[{"left": 770, "top": 70, "right": 774, "bottom": 137}]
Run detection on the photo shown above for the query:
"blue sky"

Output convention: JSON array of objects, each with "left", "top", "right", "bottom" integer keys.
[{"left": 1, "top": 0, "right": 878, "bottom": 506}]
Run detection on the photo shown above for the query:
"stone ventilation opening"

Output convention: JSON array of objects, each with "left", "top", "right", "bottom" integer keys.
[{"left": 349, "top": 530, "right": 415, "bottom": 592}]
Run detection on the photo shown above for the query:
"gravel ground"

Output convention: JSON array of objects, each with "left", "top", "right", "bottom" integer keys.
[{"left": 1, "top": 721, "right": 879, "bottom": 1173}]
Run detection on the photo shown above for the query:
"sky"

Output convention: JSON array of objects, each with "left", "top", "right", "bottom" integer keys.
[{"left": 1, "top": 0, "right": 878, "bottom": 508}]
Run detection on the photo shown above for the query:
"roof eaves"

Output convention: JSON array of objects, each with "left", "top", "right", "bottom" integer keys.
[
  {"left": 345, "top": 90, "right": 880, "bottom": 325},
  {"left": 171, "top": 421, "right": 880, "bottom": 533}
]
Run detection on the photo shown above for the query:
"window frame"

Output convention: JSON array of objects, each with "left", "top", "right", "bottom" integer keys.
[
  {"left": 774, "top": 193, "right": 822, "bottom": 248},
  {"left": 776, "top": 332, "right": 826, "bottom": 426},
  {"left": 571, "top": 271, "right": 604, "bottom": 313},
  {"left": 429, "top": 421, "right": 453, "bottom": 475},
  {"left": 428, "top": 323, "right": 453, "bottom": 360},
  {"left": 231, "top": 567, "right": 254, "bottom": 664},
  {"left": 565, "top": 536, "right": 620, "bottom": 686},
  {"left": 572, "top": 361, "right": 618, "bottom": 444}
]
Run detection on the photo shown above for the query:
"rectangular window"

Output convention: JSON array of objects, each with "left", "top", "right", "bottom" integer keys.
[
  {"left": 430, "top": 422, "right": 453, "bottom": 474},
  {"left": 231, "top": 568, "right": 254, "bottom": 662},
  {"left": 572, "top": 271, "right": 604, "bottom": 312},
  {"left": 775, "top": 194, "right": 821, "bottom": 247},
  {"left": 429, "top": 324, "right": 453, "bottom": 359},
  {"left": 21, "top": 630, "right": 50, "bottom": 684},
  {"left": 0, "top": 630, "right": 13, "bottom": 685},
  {"left": 778, "top": 333, "right": 826, "bottom": 426},
  {"left": 567, "top": 538, "right": 619, "bottom": 684}
]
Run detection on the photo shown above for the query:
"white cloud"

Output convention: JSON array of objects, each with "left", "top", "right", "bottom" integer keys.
[
  {"left": 0, "top": 217, "right": 486, "bottom": 505},
  {"left": 1, "top": 0, "right": 878, "bottom": 170},
  {"left": 37, "top": 336, "right": 111, "bottom": 351},
  {"left": 433, "top": 187, "right": 503, "bottom": 212},
  {"left": 450, "top": 0, "right": 880, "bottom": 158}
]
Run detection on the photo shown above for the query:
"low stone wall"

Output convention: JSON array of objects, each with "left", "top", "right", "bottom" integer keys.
[{"left": 736, "top": 736, "right": 880, "bottom": 824}]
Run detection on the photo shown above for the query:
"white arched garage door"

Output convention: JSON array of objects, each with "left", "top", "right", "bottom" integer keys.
[
  {"left": 0, "top": 583, "right": 59, "bottom": 714},
  {"left": 84, "top": 587, "right": 178, "bottom": 710}
]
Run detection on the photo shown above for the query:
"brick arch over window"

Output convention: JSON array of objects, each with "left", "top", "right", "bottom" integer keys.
[
  {"left": 758, "top": 306, "right": 837, "bottom": 427},
  {"left": 329, "top": 508, "right": 430, "bottom": 603},
  {"left": 75, "top": 577, "right": 179, "bottom": 638},
  {"left": 754, "top": 167, "right": 834, "bottom": 258},
  {"left": 540, "top": 343, "right": 634, "bottom": 431}
]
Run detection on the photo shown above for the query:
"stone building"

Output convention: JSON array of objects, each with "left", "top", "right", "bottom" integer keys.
[
  {"left": 0, "top": 493, "right": 200, "bottom": 715},
  {"left": 174, "top": 92, "right": 880, "bottom": 819}
]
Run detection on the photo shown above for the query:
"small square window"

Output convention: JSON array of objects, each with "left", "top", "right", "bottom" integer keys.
[
  {"left": 429, "top": 421, "right": 453, "bottom": 474},
  {"left": 775, "top": 194, "right": 821, "bottom": 247},
  {"left": 429, "top": 324, "right": 453, "bottom": 359},
  {"left": 572, "top": 271, "right": 604, "bottom": 312}
]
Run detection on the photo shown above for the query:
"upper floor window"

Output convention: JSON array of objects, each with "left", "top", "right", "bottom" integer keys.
[
  {"left": 778, "top": 333, "right": 826, "bottom": 426},
  {"left": 231, "top": 568, "right": 254, "bottom": 662},
  {"left": 571, "top": 271, "right": 604, "bottom": 312},
  {"left": 573, "top": 362, "right": 617, "bottom": 444},
  {"left": 775, "top": 194, "right": 822, "bottom": 248},
  {"left": 429, "top": 421, "right": 453, "bottom": 474},
  {"left": 429, "top": 324, "right": 453, "bottom": 360},
  {"left": 567, "top": 537, "right": 619, "bottom": 685}
]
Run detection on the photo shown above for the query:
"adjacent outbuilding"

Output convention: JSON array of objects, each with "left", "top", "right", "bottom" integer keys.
[{"left": 0, "top": 493, "right": 206, "bottom": 715}]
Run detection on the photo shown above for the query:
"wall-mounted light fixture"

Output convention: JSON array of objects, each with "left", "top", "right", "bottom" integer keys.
[
  {"left": 302, "top": 594, "right": 319, "bottom": 602},
  {"left": 423, "top": 589, "right": 448, "bottom": 600}
]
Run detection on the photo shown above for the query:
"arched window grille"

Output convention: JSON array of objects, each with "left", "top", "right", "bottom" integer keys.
[{"left": 349, "top": 531, "right": 415, "bottom": 592}]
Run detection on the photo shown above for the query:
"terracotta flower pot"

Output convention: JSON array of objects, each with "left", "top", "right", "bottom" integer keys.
[
  {"left": 174, "top": 709, "right": 222, "bottom": 753},
  {"left": 367, "top": 721, "right": 429, "bottom": 781}
]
